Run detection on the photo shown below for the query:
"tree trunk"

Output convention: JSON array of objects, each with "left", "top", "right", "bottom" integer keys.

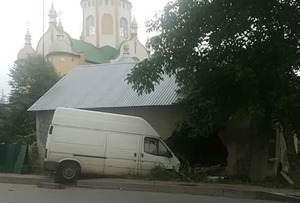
[{"left": 281, "top": 117, "right": 300, "bottom": 183}]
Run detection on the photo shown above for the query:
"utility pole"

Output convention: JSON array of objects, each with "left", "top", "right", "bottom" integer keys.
[{"left": 43, "top": 0, "right": 45, "bottom": 57}]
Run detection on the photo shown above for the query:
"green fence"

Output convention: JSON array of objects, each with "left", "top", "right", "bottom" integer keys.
[{"left": 0, "top": 144, "right": 29, "bottom": 174}]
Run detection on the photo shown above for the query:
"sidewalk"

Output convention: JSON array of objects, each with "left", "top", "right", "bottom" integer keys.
[{"left": 1, "top": 173, "right": 300, "bottom": 202}]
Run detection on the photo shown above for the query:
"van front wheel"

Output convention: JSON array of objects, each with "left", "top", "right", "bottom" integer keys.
[{"left": 58, "top": 161, "right": 80, "bottom": 183}]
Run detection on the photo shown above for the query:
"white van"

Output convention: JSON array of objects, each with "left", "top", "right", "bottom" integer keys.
[{"left": 44, "top": 107, "right": 180, "bottom": 182}]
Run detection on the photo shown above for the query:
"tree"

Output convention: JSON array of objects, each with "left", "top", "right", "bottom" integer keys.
[
  {"left": 0, "top": 90, "right": 10, "bottom": 143},
  {"left": 0, "top": 89, "right": 7, "bottom": 104},
  {"left": 127, "top": 0, "right": 300, "bottom": 180},
  {"left": 0, "top": 55, "right": 60, "bottom": 144}
]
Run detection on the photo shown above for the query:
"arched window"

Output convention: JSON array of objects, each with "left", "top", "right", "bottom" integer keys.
[
  {"left": 102, "top": 14, "right": 113, "bottom": 35},
  {"left": 86, "top": 16, "right": 95, "bottom": 36},
  {"left": 120, "top": 18, "right": 128, "bottom": 38}
]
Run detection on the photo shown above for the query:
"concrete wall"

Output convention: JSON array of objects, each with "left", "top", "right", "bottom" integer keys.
[
  {"left": 219, "top": 120, "right": 279, "bottom": 181},
  {"left": 35, "top": 105, "right": 185, "bottom": 160},
  {"left": 36, "top": 110, "right": 55, "bottom": 160}
]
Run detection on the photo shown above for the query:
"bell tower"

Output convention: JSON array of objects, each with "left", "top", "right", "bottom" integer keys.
[{"left": 81, "top": 0, "right": 132, "bottom": 49}]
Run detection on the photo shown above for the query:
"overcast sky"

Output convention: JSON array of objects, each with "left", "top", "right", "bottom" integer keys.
[{"left": 0, "top": 0, "right": 171, "bottom": 96}]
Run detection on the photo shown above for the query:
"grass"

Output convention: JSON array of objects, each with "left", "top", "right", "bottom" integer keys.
[
  {"left": 125, "top": 165, "right": 207, "bottom": 182},
  {"left": 125, "top": 165, "right": 298, "bottom": 190},
  {"left": 22, "top": 144, "right": 50, "bottom": 175}
]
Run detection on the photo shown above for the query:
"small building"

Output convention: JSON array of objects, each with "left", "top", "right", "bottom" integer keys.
[
  {"left": 28, "top": 62, "right": 293, "bottom": 181},
  {"left": 28, "top": 62, "right": 184, "bottom": 159}
]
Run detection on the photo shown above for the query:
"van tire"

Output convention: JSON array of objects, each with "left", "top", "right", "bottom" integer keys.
[{"left": 57, "top": 161, "right": 80, "bottom": 183}]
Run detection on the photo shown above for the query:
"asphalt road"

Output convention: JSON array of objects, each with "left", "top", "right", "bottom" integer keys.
[{"left": 0, "top": 183, "right": 281, "bottom": 203}]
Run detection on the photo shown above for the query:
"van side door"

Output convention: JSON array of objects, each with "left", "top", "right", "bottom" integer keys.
[
  {"left": 139, "top": 136, "right": 173, "bottom": 174},
  {"left": 104, "top": 132, "right": 140, "bottom": 175}
]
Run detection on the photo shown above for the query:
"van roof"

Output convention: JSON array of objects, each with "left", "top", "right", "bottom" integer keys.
[{"left": 52, "top": 107, "right": 160, "bottom": 137}]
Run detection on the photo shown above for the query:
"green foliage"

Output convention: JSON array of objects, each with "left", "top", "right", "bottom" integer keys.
[
  {"left": 0, "top": 89, "right": 7, "bottom": 104},
  {"left": 127, "top": 0, "right": 300, "bottom": 174},
  {"left": 126, "top": 165, "right": 209, "bottom": 182},
  {"left": 0, "top": 103, "right": 10, "bottom": 144},
  {"left": 127, "top": 0, "right": 300, "bottom": 137},
  {"left": 147, "top": 165, "right": 187, "bottom": 181},
  {"left": 126, "top": 165, "right": 193, "bottom": 182},
  {"left": 23, "top": 143, "right": 48, "bottom": 175},
  {"left": 126, "top": 166, "right": 294, "bottom": 189},
  {"left": 0, "top": 55, "right": 60, "bottom": 144}
]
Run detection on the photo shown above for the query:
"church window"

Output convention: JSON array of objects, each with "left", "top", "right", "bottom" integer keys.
[
  {"left": 102, "top": 14, "right": 113, "bottom": 35},
  {"left": 122, "top": 2, "right": 125, "bottom": 8},
  {"left": 111, "top": 0, "right": 115, "bottom": 5},
  {"left": 86, "top": 15, "right": 95, "bottom": 36},
  {"left": 99, "top": 0, "right": 103, "bottom": 5},
  {"left": 92, "top": 0, "right": 95, "bottom": 6},
  {"left": 88, "top": 0, "right": 91, "bottom": 7},
  {"left": 105, "top": 0, "right": 108, "bottom": 5},
  {"left": 120, "top": 17, "right": 128, "bottom": 38}
]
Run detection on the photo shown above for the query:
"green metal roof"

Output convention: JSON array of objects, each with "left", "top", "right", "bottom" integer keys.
[{"left": 70, "top": 38, "right": 120, "bottom": 64}]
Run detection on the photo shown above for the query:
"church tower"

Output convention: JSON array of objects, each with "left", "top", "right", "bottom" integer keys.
[
  {"left": 81, "top": 0, "right": 132, "bottom": 49},
  {"left": 17, "top": 29, "right": 36, "bottom": 61}
]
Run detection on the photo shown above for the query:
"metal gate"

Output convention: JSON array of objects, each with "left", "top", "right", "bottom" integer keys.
[{"left": 0, "top": 144, "right": 28, "bottom": 174}]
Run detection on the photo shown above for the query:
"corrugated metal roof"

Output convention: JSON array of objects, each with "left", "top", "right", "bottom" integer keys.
[{"left": 28, "top": 62, "right": 179, "bottom": 112}]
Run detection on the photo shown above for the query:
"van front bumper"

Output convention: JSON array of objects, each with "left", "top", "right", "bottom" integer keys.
[{"left": 44, "top": 161, "right": 59, "bottom": 171}]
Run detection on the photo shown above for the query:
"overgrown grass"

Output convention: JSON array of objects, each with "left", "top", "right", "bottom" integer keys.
[
  {"left": 125, "top": 165, "right": 207, "bottom": 182},
  {"left": 125, "top": 166, "right": 297, "bottom": 190},
  {"left": 23, "top": 144, "right": 50, "bottom": 175}
]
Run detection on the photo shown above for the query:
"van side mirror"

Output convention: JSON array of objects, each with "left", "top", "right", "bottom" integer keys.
[{"left": 166, "top": 151, "right": 173, "bottom": 158}]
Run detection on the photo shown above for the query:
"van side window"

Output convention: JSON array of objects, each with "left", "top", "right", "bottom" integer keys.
[{"left": 144, "top": 138, "right": 169, "bottom": 157}]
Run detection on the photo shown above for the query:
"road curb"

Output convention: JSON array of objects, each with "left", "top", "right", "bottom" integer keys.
[
  {"left": 0, "top": 174, "right": 52, "bottom": 185},
  {"left": 261, "top": 192, "right": 300, "bottom": 202},
  {"left": 77, "top": 179, "right": 300, "bottom": 202},
  {"left": 37, "top": 182, "right": 65, "bottom": 189},
  {"left": 1, "top": 174, "right": 300, "bottom": 202}
]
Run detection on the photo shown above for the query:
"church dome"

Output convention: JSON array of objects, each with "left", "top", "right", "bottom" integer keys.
[
  {"left": 49, "top": 34, "right": 72, "bottom": 54},
  {"left": 17, "top": 46, "right": 36, "bottom": 60},
  {"left": 17, "top": 29, "right": 36, "bottom": 60}
]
